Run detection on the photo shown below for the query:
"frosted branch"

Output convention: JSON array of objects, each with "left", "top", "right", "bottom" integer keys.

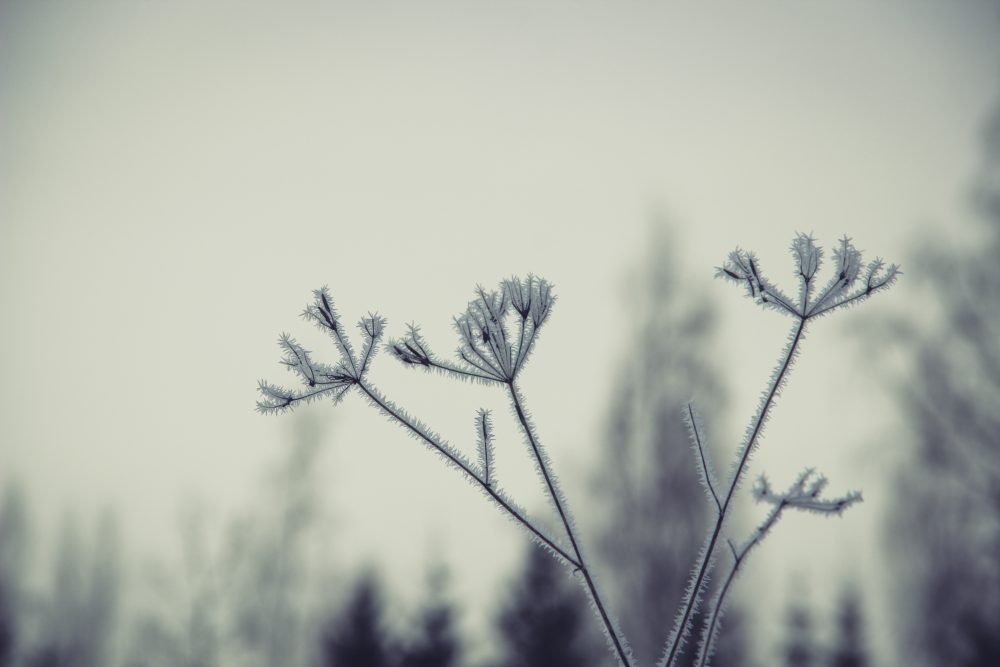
[
  {"left": 357, "top": 312, "right": 386, "bottom": 378},
  {"left": 662, "top": 234, "right": 897, "bottom": 667},
  {"left": 257, "top": 235, "right": 897, "bottom": 667},
  {"left": 685, "top": 402, "right": 721, "bottom": 514},
  {"left": 476, "top": 409, "right": 495, "bottom": 487},
  {"left": 696, "top": 469, "right": 862, "bottom": 667}
]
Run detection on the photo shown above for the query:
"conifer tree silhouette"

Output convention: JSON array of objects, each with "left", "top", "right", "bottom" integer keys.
[
  {"left": 399, "top": 564, "right": 462, "bottom": 667},
  {"left": 27, "top": 513, "right": 120, "bottom": 667},
  {"left": 0, "top": 483, "right": 28, "bottom": 667},
  {"left": 492, "top": 546, "right": 601, "bottom": 667},
  {"left": 829, "top": 586, "right": 869, "bottom": 667},
  {"left": 320, "top": 571, "right": 394, "bottom": 667},
  {"left": 781, "top": 595, "right": 816, "bottom": 667}
]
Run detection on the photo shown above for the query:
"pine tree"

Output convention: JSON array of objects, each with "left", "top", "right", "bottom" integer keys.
[
  {"left": 0, "top": 587, "right": 12, "bottom": 667},
  {"left": 710, "top": 607, "right": 755, "bottom": 667},
  {"left": 829, "top": 586, "right": 869, "bottom": 667},
  {"left": 320, "top": 571, "right": 395, "bottom": 667},
  {"left": 782, "top": 595, "right": 816, "bottom": 667},
  {"left": 399, "top": 564, "right": 461, "bottom": 667},
  {"left": 27, "top": 512, "right": 120, "bottom": 667},
  {"left": 492, "top": 546, "right": 601, "bottom": 667},
  {"left": 0, "top": 483, "right": 28, "bottom": 667}
]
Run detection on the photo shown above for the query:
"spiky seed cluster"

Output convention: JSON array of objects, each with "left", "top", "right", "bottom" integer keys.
[
  {"left": 692, "top": 469, "right": 863, "bottom": 667},
  {"left": 389, "top": 275, "right": 555, "bottom": 383},
  {"left": 717, "top": 234, "right": 900, "bottom": 319},
  {"left": 752, "top": 469, "right": 862, "bottom": 517},
  {"left": 256, "top": 288, "right": 385, "bottom": 413},
  {"left": 476, "top": 409, "right": 495, "bottom": 488},
  {"left": 390, "top": 325, "right": 433, "bottom": 367}
]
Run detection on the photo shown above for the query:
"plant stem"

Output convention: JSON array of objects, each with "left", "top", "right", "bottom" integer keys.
[
  {"left": 662, "top": 318, "right": 807, "bottom": 667},
  {"left": 695, "top": 503, "right": 785, "bottom": 667},
  {"left": 357, "top": 381, "right": 582, "bottom": 569},
  {"left": 695, "top": 555, "right": 739, "bottom": 667},
  {"left": 508, "top": 381, "right": 633, "bottom": 667}
]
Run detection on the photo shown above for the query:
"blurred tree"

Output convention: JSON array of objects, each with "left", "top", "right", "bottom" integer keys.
[
  {"left": 710, "top": 607, "right": 755, "bottom": 667},
  {"left": 399, "top": 562, "right": 461, "bottom": 667},
  {"left": 123, "top": 414, "right": 332, "bottom": 667},
  {"left": 0, "top": 583, "right": 12, "bottom": 667},
  {"left": 84, "top": 513, "right": 120, "bottom": 667},
  {"left": 885, "top": 103, "right": 1000, "bottom": 666},
  {"left": 28, "top": 511, "right": 120, "bottom": 667},
  {"left": 589, "top": 223, "right": 746, "bottom": 665},
  {"left": 121, "top": 500, "right": 224, "bottom": 667},
  {"left": 781, "top": 594, "right": 816, "bottom": 667},
  {"left": 829, "top": 585, "right": 869, "bottom": 667},
  {"left": 0, "top": 482, "right": 29, "bottom": 667},
  {"left": 227, "top": 414, "right": 329, "bottom": 667},
  {"left": 491, "top": 545, "right": 601, "bottom": 667},
  {"left": 319, "top": 569, "right": 395, "bottom": 667}
]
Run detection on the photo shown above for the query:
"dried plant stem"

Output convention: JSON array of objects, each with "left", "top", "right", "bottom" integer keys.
[
  {"left": 360, "top": 374, "right": 632, "bottom": 665},
  {"left": 695, "top": 505, "right": 784, "bottom": 667},
  {"left": 259, "top": 244, "right": 898, "bottom": 667},
  {"left": 695, "top": 552, "right": 740, "bottom": 667},
  {"left": 509, "top": 381, "right": 633, "bottom": 667},
  {"left": 356, "top": 380, "right": 582, "bottom": 568},
  {"left": 662, "top": 319, "right": 806, "bottom": 667}
]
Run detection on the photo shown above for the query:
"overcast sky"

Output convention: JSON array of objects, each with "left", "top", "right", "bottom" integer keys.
[{"left": 2, "top": 1, "right": 999, "bottom": 662}]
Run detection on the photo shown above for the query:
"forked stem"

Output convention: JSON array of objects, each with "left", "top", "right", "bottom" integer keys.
[
  {"left": 356, "top": 380, "right": 581, "bottom": 569},
  {"left": 508, "top": 381, "right": 633, "bottom": 667},
  {"left": 661, "top": 318, "right": 806, "bottom": 667}
]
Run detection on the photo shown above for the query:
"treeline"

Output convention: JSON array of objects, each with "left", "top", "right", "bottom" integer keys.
[{"left": 0, "top": 489, "right": 608, "bottom": 667}]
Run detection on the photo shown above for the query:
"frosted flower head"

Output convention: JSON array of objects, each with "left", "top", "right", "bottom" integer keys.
[
  {"left": 257, "top": 289, "right": 385, "bottom": 413},
  {"left": 752, "top": 469, "right": 862, "bottom": 516},
  {"left": 717, "top": 234, "right": 900, "bottom": 319},
  {"left": 389, "top": 275, "right": 555, "bottom": 383},
  {"left": 791, "top": 233, "right": 821, "bottom": 283}
]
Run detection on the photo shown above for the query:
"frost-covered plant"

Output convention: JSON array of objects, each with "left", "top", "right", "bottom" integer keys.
[
  {"left": 257, "top": 235, "right": 898, "bottom": 667},
  {"left": 662, "top": 235, "right": 899, "bottom": 667}
]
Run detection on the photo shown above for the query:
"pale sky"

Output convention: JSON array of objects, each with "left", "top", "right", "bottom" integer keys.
[{"left": 2, "top": 1, "right": 999, "bottom": 663}]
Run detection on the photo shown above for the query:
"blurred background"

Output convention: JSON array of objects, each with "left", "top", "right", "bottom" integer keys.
[{"left": 2, "top": 1, "right": 999, "bottom": 665}]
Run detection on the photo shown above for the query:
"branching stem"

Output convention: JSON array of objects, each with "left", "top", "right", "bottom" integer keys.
[
  {"left": 260, "top": 256, "right": 896, "bottom": 667},
  {"left": 695, "top": 503, "right": 785, "bottom": 667},
  {"left": 662, "top": 318, "right": 806, "bottom": 667},
  {"left": 689, "top": 403, "right": 721, "bottom": 514},
  {"left": 356, "top": 380, "right": 582, "bottom": 569},
  {"left": 508, "top": 381, "right": 633, "bottom": 667}
]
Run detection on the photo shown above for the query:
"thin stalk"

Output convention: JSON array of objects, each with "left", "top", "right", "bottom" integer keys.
[
  {"left": 356, "top": 381, "right": 581, "bottom": 569},
  {"left": 695, "top": 554, "right": 739, "bottom": 667},
  {"left": 695, "top": 504, "right": 785, "bottom": 667},
  {"left": 662, "top": 318, "right": 807, "bottom": 667},
  {"left": 508, "top": 381, "right": 633, "bottom": 667}
]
